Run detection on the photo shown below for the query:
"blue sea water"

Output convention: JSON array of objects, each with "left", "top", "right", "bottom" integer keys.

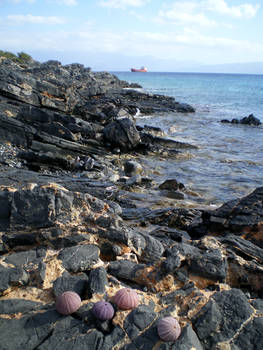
[{"left": 114, "top": 72, "right": 263, "bottom": 206}]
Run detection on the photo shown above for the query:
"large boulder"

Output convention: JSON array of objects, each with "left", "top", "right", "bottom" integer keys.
[{"left": 103, "top": 117, "right": 141, "bottom": 151}]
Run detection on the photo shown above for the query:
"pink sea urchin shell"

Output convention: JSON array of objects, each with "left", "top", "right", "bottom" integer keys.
[
  {"left": 114, "top": 288, "right": 139, "bottom": 310},
  {"left": 92, "top": 301, "right": 114, "bottom": 320},
  {"left": 157, "top": 317, "right": 181, "bottom": 342},
  {"left": 55, "top": 291, "right": 81, "bottom": 315}
]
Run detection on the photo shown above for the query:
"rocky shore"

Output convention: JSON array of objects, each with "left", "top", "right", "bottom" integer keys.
[{"left": 0, "top": 57, "right": 262, "bottom": 350}]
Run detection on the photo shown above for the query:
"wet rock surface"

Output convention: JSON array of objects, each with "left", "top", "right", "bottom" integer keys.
[
  {"left": 221, "top": 113, "right": 262, "bottom": 126},
  {"left": 0, "top": 57, "right": 262, "bottom": 349}
]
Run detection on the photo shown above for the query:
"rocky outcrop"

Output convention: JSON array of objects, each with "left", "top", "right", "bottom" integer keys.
[
  {"left": 190, "top": 186, "right": 263, "bottom": 247},
  {"left": 221, "top": 113, "right": 262, "bottom": 126},
  {"left": 0, "top": 57, "right": 262, "bottom": 349}
]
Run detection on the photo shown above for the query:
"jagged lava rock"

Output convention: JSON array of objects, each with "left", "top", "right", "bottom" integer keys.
[
  {"left": 193, "top": 289, "right": 254, "bottom": 349},
  {"left": 53, "top": 271, "right": 89, "bottom": 297},
  {"left": 87, "top": 267, "right": 108, "bottom": 296},
  {"left": 59, "top": 244, "right": 100, "bottom": 273},
  {"left": 193, "top": 187, "right": 263, "bottom": 247}
]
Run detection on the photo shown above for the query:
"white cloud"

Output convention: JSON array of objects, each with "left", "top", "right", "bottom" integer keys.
[
  {"left": 204, "top": 0, "right": 260, "bottom": 18},
  {"left": 7, "top": 14, "right": 65, "bottom": 24},
  {"left": 159, "top": 2, "right": 217, "bottom": 27},
  {"left": 98, "top": 0, "right": 148, "bottom": 9},
  {"left": 7, "top": 0, "right": 36, "bottom": 3},
  {"left": 47, "top": 0, "right": 78, "bottom": 5},
  {"left": 158, "top": 0, "right": 260, "bottom": 27}
]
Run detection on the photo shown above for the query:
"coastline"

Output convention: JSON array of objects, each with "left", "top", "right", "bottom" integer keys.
[{"left": 0, "top": 57, "right": 263, "bottom": 350}]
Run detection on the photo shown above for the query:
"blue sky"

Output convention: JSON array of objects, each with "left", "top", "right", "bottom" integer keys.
[{"left": 0, "top": 0, "right": 262, "bottom": 72}]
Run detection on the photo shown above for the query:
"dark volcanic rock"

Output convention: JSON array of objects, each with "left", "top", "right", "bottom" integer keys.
[
  {"left": 122, "top": 207, "right": 202, "bottom": 231},
  {"left": 194, "top": 187, "right": 263, "bottom": 247},
  {"left": 97, "top": 222, "right": 146, "bottom": 257},
  {"left": 103, "top": 118, "right": 141, "bottom": 151},
  {"left": 87, "top": 267, "right": 108, "bottom": 296},
  {"left": 221, "top": 113, "right": 261, "bottom": 126},
  {"left": 231, "top": 317, "right": 263, "bottom": 350},
  {"left": 4, "top": 248, "right": 39, "bottom": 267},
  {"left": 108, "top": 260, "right": 146, "bottom": 283},
  {"left": 240, "top": 113, "right": 261, "bottom": 125},
  {"left": 0, "top": 298, "right": 44, "bottom": 314},
  {"left": 102, "top": 325, "right": 126, "bottom": 350},
  {"left": 189, "top": 248, "right": 226, "bottom": 282},
  {"left": 124, "top": 160, "right": 143, "bottom": 177},
  {"left": 0, "top": 264, "right": 29, "bottom": 294},
  {"left": 221, "top": 234, "right": 263, "bottom": 264},
  {"left": 124, "top": 304, "right": 157, "bottom": 340},
  {"left": 59, "top": 244, "right": 100, "bottom": 272},
  {"left": 0, "top": 309, "right": 62, "bottom": 350},
  {"left": 193, "top": 289, "right": 253, "bottom": 349},
  {"left": 139, "top": 232, "right": 164, "bottom": 262},
  {"left": 251, "top": 299, "right": 263, "bottom": 313},
  {"left": 174, "top": 324, "right": 204, "bottom": 350},
  {"left": 2, "top": 231, "right": 37, "bottom": 249},
  {"left": 53, "top": 271, "right": 89, "bottom": 297},
  {"left": 37, "top": 315, "right": 104, "bottom": 350},
  {"left": 159, "top": 179, "right": 185, "bottom": 191}
]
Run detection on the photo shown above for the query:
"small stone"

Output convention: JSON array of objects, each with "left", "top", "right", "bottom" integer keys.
[{"left": 124, "top": 160, "right": 143, "bottom": 177}]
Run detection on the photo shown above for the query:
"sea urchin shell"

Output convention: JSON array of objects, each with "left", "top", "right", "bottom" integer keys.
[
  {"left": 92, "top": 301, "right": 114, "bottom": 320},
  {"left": 157, "top": 317, "right": 181, "bottom": 342},
  {"left": 55, "top": 291, "right": 81, "bottom": 315},
  {"left": 114, "top": 288, "right": 139, "bottom": 310}
]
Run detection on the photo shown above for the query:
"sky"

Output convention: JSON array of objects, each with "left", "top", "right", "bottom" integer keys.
[{"left": 0, "top": 0, "right": 263, "bottom": 72}]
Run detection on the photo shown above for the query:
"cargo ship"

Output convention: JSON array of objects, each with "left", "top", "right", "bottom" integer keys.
[{"left": 131, "top": 66, "right": 147, "bottom": 72}]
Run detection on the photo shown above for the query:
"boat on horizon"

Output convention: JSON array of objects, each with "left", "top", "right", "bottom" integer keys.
[{"left": 131, "top": 66, "right": 148, "bottom": 72}]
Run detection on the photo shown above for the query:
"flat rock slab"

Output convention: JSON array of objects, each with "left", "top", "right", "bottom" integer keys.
[
  {"left": 193, "top": 289, "right": 254, "bottom": 349},
  {"left": 0, "top": 298, "right": 45, "bottom": 314},
  {"left": 0, "top": 310, "right": 62, "bottom": 350},
  {"left": 58, "top": 244, "right": 100, "bottom": 272},
  {"left": 231, "top": 317, "right": 263, "bottom": 350}
]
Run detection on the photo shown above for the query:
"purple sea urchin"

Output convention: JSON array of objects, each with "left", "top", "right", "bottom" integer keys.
[
  {"left": 114, "top": 288, "right": 139, "bottom": 310},
  {"left": 55, "top": 291, "right": 81, "bottom": 315},
  {"left": 157, "top": 317, "right": 181, "bottom": 342},
  {"left": 92, "top": 301, "right": 114, "bottom": 320}
]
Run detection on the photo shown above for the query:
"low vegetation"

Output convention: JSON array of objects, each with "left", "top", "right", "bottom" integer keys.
[{"left": 0, "top": 50, "right": 33, "bottom": 64}]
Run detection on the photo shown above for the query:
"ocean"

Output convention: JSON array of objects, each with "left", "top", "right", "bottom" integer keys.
[{"left": 114, "top": 72, "right": 263, "bottom": 206}]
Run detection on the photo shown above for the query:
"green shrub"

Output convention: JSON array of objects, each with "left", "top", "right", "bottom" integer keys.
[
  {"left": 17, "top": 51, "right": 32, "bottom": 63},
  {"left": 0, "top": 50, "right": 33, "bottom": 64}
]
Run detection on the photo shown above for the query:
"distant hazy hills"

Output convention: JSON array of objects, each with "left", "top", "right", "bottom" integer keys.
[
  {"left": 29, "top": 49, "right": 263, "bottom": 74},
  {"left": 191, "top": 62, "right": 263, "bottom": 75}
]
